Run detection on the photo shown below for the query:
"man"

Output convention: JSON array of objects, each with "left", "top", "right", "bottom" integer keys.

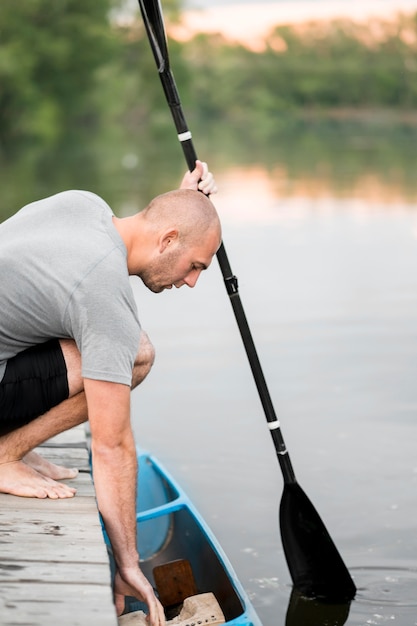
[{"left": 0, "top": 160, "right": 221, "bottom": 626}]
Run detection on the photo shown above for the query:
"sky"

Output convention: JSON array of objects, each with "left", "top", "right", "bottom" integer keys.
[{"left": 176, "top": 0, "right": 417, "bottom": 49}]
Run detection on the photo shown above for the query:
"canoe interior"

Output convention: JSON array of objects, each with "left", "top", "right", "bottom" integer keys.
[{"left": 102, "top": 450, "right": 258, "bottom": 624}]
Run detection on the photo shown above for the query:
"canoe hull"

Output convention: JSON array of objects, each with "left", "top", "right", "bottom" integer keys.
[{"left": 102, "top": 448, "right": 262, "bottom": 625}]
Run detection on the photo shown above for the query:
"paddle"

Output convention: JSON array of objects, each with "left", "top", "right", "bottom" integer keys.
[
  {"left": 137, "top": 0, "right": 356, "bottom": 602},
  {"left": 285, "top": 588, "right": 351, "bottom": 625}
]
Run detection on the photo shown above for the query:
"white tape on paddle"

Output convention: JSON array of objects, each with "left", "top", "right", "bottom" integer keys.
[
  {"left": 267, "top": 420, "right": 280, "bottom": 431},
  {"left": 178, "top": 131, "right": 192, "bottom": 142}
]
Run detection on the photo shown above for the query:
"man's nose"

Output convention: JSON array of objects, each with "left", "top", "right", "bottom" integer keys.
[{"left": 183, "top": 269, "right": 202, "bottom": 288}]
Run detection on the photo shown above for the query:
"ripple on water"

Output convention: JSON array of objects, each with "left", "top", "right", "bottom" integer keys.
[{"left": 353, "top": 566, "right": 417, "bottom": 607}]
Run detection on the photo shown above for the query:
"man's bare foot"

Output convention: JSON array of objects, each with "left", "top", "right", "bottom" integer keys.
[
  {"left": 0, "top": 460, "right": 77, "bottom": 499},
  {"left": 23, "top": 450, "right": 79, "bottom": 480}
]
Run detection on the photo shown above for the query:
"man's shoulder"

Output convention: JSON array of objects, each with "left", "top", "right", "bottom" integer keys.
[
  {"left": 14, "top": 190, "right": 113, "bottom": 223},
  {"left": 53, "top": 190, "right": 113, "bottom": 214}
]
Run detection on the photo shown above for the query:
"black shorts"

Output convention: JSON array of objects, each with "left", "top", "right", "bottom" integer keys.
[{"left": 0, "top": 340, "right": 69, "bottom": 434}]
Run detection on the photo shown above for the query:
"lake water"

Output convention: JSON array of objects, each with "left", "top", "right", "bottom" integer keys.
[
  {"left": 2, "top": 127, "right": 417, "bottom": 625},
  {"left": 129, "top": 166, "right": 417, "bottom": 625}
]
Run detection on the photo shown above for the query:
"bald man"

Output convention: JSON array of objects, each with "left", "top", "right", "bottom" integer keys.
[{"left": 0, "top": 161, "right": 221, "bottom": 626}]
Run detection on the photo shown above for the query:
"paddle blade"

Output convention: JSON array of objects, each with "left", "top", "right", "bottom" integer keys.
[
  {"left": 138, "top": 0, "right": 169, "bottom": 72},
  {"left": 280, "top": 482, "right": 356, "bottom": 602},
  {"left": 285, "top": 588, "right": 351, "bottom": 626}
]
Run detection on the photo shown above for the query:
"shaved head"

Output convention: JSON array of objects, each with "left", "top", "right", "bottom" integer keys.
[
  {"left": 141, "top": 188, "right": 221, "bottom": 246},
  {"left": 115, "top": 188, "right": 222, "bottom": 291}
]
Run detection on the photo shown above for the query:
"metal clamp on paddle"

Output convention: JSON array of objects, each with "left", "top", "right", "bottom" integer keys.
[{"left": 224, "top": 274, "right": 238, "bottom": 296}]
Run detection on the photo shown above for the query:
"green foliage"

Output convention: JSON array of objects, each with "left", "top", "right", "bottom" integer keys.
[
  {"left": 2, "top": 3, "right": 417, "bottom": 157},
  {"left": 3, "top": 4, "right": 417, "bottom": 218},
  {"left": 0, "top": 0, "right": 187, "bottom": 152},
  {"left": 181, "top": 15, "right": 417, "bottom": 132},
  {"left": 0, "top": 0, "right": 188, "bottom": 216},
  {"left": 0, "top": 0, "right": 122, "bottom": 148},
  {"left": 0, "top": 0, "right": 417, "bottom": 211}
]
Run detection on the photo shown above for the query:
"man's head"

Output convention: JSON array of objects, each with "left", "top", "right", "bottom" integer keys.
[{"left": 131, "top": 189, "right": 222, "bottom": 293}]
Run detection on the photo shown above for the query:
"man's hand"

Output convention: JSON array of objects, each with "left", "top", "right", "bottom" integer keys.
[
  {"left": 114, "top": 566, "right": 166, "bottom": 625},
  {"left": 180, "top": 160, "right": 218, "bottom": 196}
]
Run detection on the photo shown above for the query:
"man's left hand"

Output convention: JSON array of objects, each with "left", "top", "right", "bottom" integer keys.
[
  {"left": 114, "top": 567, "right": 165, "bottom": 625},
  {"left": 180, "top": 160, "right": 218, "bottom": 196}
]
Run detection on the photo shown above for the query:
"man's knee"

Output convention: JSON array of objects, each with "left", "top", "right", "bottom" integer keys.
[{"left": 132, "top": 331, "right": 155, "bottom": 388}]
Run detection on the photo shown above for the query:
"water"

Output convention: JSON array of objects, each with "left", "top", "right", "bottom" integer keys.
[
  {"left": 2, "top": 127, "right": 417, "bottom": 624},
  {"left": 129, "top": 169, "right": 417, "bottom": 625}
]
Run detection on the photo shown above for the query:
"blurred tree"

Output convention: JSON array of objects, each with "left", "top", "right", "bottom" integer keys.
[
  {"left": 105, "top": 0, "right": 187, "bottom": 136},
  {"left": 0, "top": 0, "right": 185, "bottom": 152},
  {"left": 0, "top": 0, "right": 127, "bottom": 148},
  {"left": 182, "top": 14, "right": 417, "bottom": 131}
]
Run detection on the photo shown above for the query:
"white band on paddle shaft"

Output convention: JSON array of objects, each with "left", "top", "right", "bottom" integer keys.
[
  {"left": 178, "top": 131, "right": 192, "bottom": 142},
  {"left": 267, "top": 420, "right": 280, "bottom": 431}
]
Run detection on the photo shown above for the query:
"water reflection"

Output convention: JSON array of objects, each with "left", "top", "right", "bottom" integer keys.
[
  {"left": 285, "top": 589, "right": 351, "bottom": 626},
  {"left": 0, "top": 128, "right": 184, "bottom": 221},
  {"left": 2, "top": 120, "right": 417, "bottom": 223}
]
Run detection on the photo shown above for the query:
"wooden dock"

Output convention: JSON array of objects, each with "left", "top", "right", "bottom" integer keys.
[{"left": 0, "top": 425, "right": 118, "bottom": 626}]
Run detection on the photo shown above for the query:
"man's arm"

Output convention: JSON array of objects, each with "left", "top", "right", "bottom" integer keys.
[{"left": 84, "top": 378, "right": 165, "bottom": 625}]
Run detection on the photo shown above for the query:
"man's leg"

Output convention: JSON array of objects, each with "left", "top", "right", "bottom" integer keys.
[
  {"left": 0, "top": 393, "right": 87, "bottom": 498},
  {"left": 20, "top": 339, "right": 85, "bottom": 481},
  {"left": 0, "top": 331, "right": 154, "bottom": 499},
  {"left": 0, "top": 339, "right": 86, "bottom": 498}
]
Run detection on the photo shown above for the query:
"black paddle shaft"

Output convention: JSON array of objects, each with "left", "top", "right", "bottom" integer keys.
[
  {"left": 139, "top": 2, "right": 296, "bottom": 485},
  {"left": 138, "top": 0, "right": 357, "bottom": 602}
]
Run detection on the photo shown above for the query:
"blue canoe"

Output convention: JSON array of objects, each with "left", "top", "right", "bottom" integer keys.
[{"left": 102, "top": 448, "right": 262, "bottom": 625}]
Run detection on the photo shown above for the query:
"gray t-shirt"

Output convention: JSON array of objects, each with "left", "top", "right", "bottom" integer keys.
[{"left": 0, "top": 190, "right": 141, "bottom": 386}]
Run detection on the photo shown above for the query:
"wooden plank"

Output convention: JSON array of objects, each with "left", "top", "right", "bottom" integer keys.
[
  {"left": 0, "top": 426, "right": 118, "bottom": 625},
  {"left": 0, "top": 525, "right": 109, "bottom": 562},
  {"left": 0, "top": 559, "right": 111, "bottom": 585},
  {"left": 1, "top": 582, "right": 117, "bottom": 626}
]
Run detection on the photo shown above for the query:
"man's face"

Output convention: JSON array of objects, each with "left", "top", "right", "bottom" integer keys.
[{"left": 140, "top": 231, "right": 220, "bottom": 293}]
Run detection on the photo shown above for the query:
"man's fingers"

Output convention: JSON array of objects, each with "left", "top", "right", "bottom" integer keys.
[
  {"left": 198, "top": 173, "right": 217, "bottom": 196},
  {"left": 147, "top": 596, "right": 166, "bottom": 626},
  {"left": 197, "top": 161, "right": 218, "bottom": 195},
  {"left": 114, "top": 591, "right": 125, "bottom": 617},
  {"left": 179, "top": 160, "right": 217, "bottom": 194}
]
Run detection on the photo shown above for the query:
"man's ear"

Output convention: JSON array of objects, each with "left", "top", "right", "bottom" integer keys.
[{"left": 159, "top": 229, "right": 179, "bottom": 253}]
